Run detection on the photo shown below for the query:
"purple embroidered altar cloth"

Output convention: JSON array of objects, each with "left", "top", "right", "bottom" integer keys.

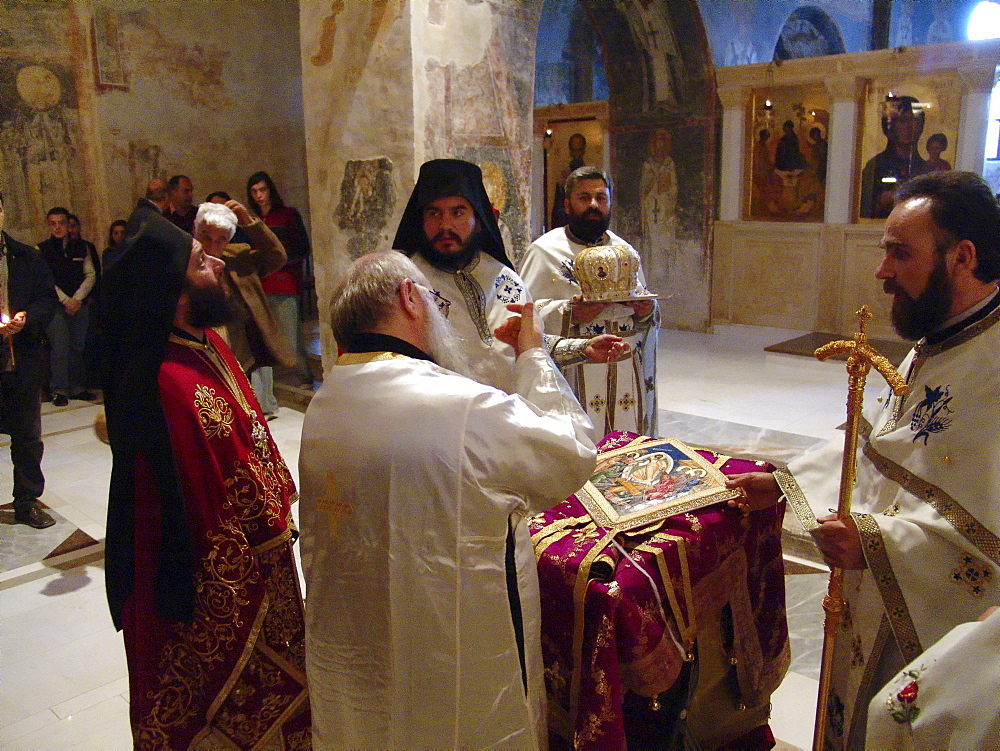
[{"left": 530, "top": 432, "right": 790, "bottom": 749}]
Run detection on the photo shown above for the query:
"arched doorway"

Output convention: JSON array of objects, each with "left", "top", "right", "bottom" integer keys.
[{"left": 529, "top": 0, "right": 718, "bottom": 331}]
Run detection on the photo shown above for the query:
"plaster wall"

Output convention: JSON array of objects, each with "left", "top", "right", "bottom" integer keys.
[
  {"left": 300, "top": 1, "right": 414, "bottom": 364},
  {"left": 1, "top": 1, "right": 307, "bottom": 247},
  {"left": 302, "top": 0, "right": 541, "bottom": 363}
]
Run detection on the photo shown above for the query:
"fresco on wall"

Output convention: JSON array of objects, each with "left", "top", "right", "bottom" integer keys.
[
  {"left": 457, "top": 145, "right": 526, "bottom": 264},
  {"left": 640, "top": 130, "right": 677, "bottom": 256},
  {"left": 543, "top": 119, "right": 605, "bottom": 230},
  {"left": 890, "top": 0, "right": 977, "bottom": 46},
  {"left": 534, "top": 0, "right": 609, "bottom": 106},
  {"left": 773, "top": 6, "right": 846, "bottom": 59},
  {"left": 857, "top": 74, "right": 960, "bottom": 220},
  {"left": 120, "top": 10, "right": 231, "bottom": 111},
  {"left": 620, "top": 1, "right": 684, "bottom": 105},
  {"left": 613, "top": 124, "right": 713, "bottom": 329},
  {"left": 746, "top": 85, "right": 829, "bottom": 221},
  {"left": 93, "top": 4, "right": 127, "bottom": 89},
  {"left": 697, "top": 0, "right": 873, "bottom": 66},
  {"left": 336, "top": 157, "right": 395, "bottom": 258},
  {"left": 421, "top": 35, "right": 533, "bottom": 262},
  {"left": 0, "top": 60, "right": 89, "bottom": 237}
]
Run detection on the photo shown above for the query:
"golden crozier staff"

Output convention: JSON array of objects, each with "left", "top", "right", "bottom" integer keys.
[{"left": 810, "top": 306, "right": 908, "bottom": 751}]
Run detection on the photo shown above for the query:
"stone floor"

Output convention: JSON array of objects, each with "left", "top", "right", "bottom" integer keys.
[{"left": 0, "top": 323, "right": 886, "bottom": 749}]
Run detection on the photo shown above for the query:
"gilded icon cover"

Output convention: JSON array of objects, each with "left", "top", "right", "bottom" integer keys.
[{"left": 578, "top": 438, "right": 742, "bottom": 532}]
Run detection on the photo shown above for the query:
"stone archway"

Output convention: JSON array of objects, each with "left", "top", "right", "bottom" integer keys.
[
  {"left": 300, "top": 1, "right": 717, "bottom": 364},
  {"left": 530, "top": 0, "right": 718, "bottom": 331}
]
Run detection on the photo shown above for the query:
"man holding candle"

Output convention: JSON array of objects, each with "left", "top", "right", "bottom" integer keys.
[{"left": 0, "top": 192, "right": 60, "bottom": 528}]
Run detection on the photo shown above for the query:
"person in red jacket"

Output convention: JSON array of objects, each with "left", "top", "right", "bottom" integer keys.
[{"left": 245, "top": 172, "right": 311, "bottom": 415}]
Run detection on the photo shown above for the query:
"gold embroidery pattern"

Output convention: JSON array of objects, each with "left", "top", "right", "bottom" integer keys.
[
  {"left": 225, "top": 458, "right": 291, "bottom": 538},
  {"left": 849, "top": 616, "right": 894, "bottom": 745},
  {"left": 879, "top": 356, "right": 922, "bottom": 437},
  {"left": 842, "top": 600, "right": 853, "bottom": 632},
  {"left": 883, "top": 501, "right": 900, "bottom": 516},
  {"left": 213, "top": 649, "right": 293, "bottom": 747},
  {"left": 920, "top": 302, "right": 1000, "bottom": 358},
  {"left": 684, "top": 513, "right": 703, "bottom": 533},
  {"left": 258, "top": 545, "right": 308, "bottom": 671},
  {"left": 453, "top": 256, "right": 493, "bottom": 345},
  {"left": 618, "top": 392, "right": 636, "bottom": 412},
  {"left": 283, "top": 724, "right": 313, "bottom": 750},
  {"left": 544, "top": 656, "right": 568, "bottom": 699},
  {"left": 135, "top": 520, "right": 258, "bottom": 745},
  {"left": 589, "top": 394, "right": 606, "bottom": 413},
  {"left": 864, "top": 441, "right": 1000, "bottom": 566},
  {"left": 855, "top": 513, "right": 923, "bottom": 662},
  {"left": 850, "top": 634, "right": 864, "bottom": 667},
  {"left": 774, "top": 466, "right": 818, "bottom": 531},
  {"left": 195, "top": 384, "right": 234, "bottom": 439},
  {"left": 951, "top": 554, "right": 992, "bottom": 597}
]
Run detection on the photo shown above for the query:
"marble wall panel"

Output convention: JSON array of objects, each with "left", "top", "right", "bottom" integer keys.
[
  {"left": 712, "top": 220, "right": 902, "bottom": 339},
  {"left": 713, "top": 222, "right": 825, "bottom": 329},
  {"left": 840, "top": 225, "right": 897, "bottom": 339}
]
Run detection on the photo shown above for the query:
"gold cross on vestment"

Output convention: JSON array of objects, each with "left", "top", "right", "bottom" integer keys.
[{"left": 315, "top": 471, "right": 353, "bottom": 540}]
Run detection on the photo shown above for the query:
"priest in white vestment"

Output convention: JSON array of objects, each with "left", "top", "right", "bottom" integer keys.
[
  {"left": 727, "top": 171, "right": 1000, "bottom": 750},
  {"left": 520, "top": 166, "right": 659, "bottom": 440},
  {"left": 391, "top": 159, "right": 626, "bottom": 394},
  {"left": 300, "top": 251, "right": 597, "bottom": 750},
  {"left": 866, "top": 606, "right": 1000, "bottom": 749}
]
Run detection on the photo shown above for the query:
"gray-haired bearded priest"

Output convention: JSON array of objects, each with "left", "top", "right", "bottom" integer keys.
[{"left": 299, "top": 251, "right": 596, "bottom": 749}]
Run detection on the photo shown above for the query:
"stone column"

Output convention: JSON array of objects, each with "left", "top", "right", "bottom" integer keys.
[
  {"left": 300, "top": 2, "right": 539, "bottom": 361},
  {"left": 823, "top": 75, "right": 862, "bottom": 224},
  {"left": 955, "top": 68, "right": 997, "bottom": 173},
  {"left": 717, "top": 86, "right": 748, "bottom": 221}
]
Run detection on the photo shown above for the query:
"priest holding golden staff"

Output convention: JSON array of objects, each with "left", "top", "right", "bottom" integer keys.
[{"left": 729, "top": 171, "right": 1000, "bottom": 750}]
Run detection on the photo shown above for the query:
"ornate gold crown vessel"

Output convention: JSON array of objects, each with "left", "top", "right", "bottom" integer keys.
[{"left": 573, "top": 244, "right": 657, "bottom": 303}]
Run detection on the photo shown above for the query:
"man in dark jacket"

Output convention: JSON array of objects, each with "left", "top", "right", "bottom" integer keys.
[
  {"left": 0, "top": 192, "right": 60, "bottom": 528},
  {"left": 38, "top": 206, "right": 96, "bottom": 405}
]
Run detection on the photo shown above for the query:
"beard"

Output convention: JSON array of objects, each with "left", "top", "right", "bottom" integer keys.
[
  {"left": 885, "top": 256, "right": 953, "bottom": 341},
  {"left": 421, "top": 289, "right": 474, "bottom": 379},
  {"left": 419, "top": 228, "right": 481, "bottom": 272},
  {"left": 185, "top": 281, "right": 241, "bottom": 330},
  {"left": 566, "top": 208, "right": 610, "bottom": 244}
]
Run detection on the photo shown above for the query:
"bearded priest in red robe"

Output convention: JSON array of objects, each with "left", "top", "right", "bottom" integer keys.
[{"left": 99, "top": 192, "right": 311, "bottom": 749}]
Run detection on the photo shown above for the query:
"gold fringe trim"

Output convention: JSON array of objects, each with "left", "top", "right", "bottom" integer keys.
[
  {"left": 863, "top": 442, "right": 1000, "bottom": 566},
  {"left": 855, "top": 513, "right": 922, "bottom": 662},
  {"left": 774, "top": 466, "right": 818, "bottom": 531}
]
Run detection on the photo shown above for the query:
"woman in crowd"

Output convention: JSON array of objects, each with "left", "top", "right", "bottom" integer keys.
[
  {"left": 105, "top": 219, "right": 127, "bottom": 260},
  {"left": 245, "top": 171, "right": 312, "bottom": 416}
]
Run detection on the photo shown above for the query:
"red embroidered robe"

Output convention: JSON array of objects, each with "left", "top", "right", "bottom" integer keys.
[{"left": 121, "top": 330, "right": 310, "bottom": 749}]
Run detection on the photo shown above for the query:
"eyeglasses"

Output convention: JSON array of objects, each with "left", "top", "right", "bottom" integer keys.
[{"left": 415, "top": 283, "right": 451, "bottom": 319}]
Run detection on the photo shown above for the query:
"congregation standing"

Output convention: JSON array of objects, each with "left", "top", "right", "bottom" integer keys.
[{"left": 3, "top": 154, "right": 998, "bottom": 750}]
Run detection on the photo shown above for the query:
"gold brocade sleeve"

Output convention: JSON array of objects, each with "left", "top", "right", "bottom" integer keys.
[{"left": 774, "top": 465, "right": 818, "bottom": 532}]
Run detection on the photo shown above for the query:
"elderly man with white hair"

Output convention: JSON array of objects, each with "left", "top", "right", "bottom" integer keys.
[
  {"left": 193, "top": 200, "right": 296, "bottom": 417},
  {"left": 300, "top": 250, "right": 597, "bottom": 750}
]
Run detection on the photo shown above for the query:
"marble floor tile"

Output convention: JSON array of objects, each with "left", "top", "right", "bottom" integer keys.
[
  {"left": 784, "top": 572, "right": 829, "bottom": 680},
  {"left": 4, "top": 694, "right": 131, "bottom": 750},
  {"left": 769, "top": 670, "right": 820, "bottom": 750},
  {"left": 0, "top": 324, "right": 874, "bottom": 747}
]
